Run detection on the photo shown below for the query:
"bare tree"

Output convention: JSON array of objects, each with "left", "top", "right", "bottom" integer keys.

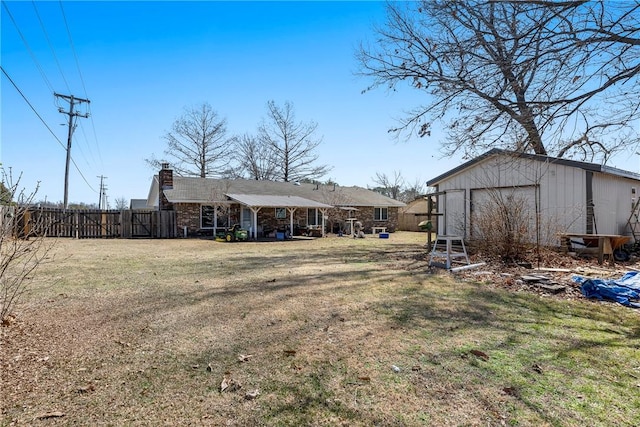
[
  {"left": 399, "top": 178, "right": 426, "bottom": 203},
  {"left": 258, "top": 100, "right": 331, "bottom": 182},
  {"left": 232, "top": 133, "right": 278, "bottom": 180},
  {"left": 146, "top": 103, "right": 236, "bottom": 177},
  {"left": 357, "top": 1, "right": 640, "bottom": 163},
  {"left": 371, "top": 171, "right": 405, "bottom": 200},
  {"left": 114, "top": 197, "right": 128, "bottom": 210},
  {"left": 1, "top": 167, "right": 54, "bottom": 324}
]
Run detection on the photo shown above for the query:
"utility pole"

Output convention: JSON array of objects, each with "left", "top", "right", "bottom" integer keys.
[
  {"left": 55, "top": 93, "right": 90, "bottom": 210},
  {"left": 97, "top": 175, "right": 108, "bottom": 209}
]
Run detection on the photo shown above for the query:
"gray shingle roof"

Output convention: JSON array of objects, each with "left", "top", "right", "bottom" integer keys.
[{"left": 162, "top": 177, "right": 405, "bottom": 207}]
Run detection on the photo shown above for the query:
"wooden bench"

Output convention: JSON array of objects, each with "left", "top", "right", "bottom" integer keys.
[{"left": 372, "top": 226, "right": 387, "bottom": 235}]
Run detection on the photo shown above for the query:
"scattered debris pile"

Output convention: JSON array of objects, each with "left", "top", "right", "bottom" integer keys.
[{"left": 439, "top": 249, "right": 640, "bottom": 306}]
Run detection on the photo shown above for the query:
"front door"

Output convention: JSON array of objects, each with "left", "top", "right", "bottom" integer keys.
[{"left": 241, "top": 208, "right": 253, "bottom": 232}]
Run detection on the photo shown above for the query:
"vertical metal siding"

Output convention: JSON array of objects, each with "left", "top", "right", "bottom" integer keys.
[
  {"left": 433, "top": 154, "right": 590, "bottom": 241},
  {"left": 538, "top": 164, "right": 587, "bottom": 235},
  {"left": 591, "top": 173, "right": 636, "bottom": 236}
]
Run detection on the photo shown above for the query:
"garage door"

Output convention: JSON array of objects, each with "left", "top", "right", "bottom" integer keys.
[{"left": 470, "top": 186, "right": 537, "bottom": 243}]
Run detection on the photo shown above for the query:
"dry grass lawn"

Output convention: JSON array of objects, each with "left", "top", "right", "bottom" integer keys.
[{"left": 1, "top": 232, "right": 639, "bottom": 426}]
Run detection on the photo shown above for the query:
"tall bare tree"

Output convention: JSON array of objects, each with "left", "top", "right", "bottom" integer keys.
[
  {"left": 357, "top": 1, "right": 640, "bottom": 163},
  {"left": 258, "top": 100, "right": 330, "bottom": 182},
  {"left": 232, "top": 133, "right": 278, "bottom": 180},
  {"left": 146, "top": 103, "right": 236, "bottom": 177},
  {"left": 371, "top": 170, "right": 405, "bottom": 200}
]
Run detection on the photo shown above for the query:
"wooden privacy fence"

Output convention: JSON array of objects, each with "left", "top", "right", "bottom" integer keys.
[
  {"left": 2, "top": 206, "right": 176, "bottom": 238},
  {"left": 398, "top": 212, "right": 438, "bottom": 232}
]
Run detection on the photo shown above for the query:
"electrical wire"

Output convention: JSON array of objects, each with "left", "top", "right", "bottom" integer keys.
[
  {"left": 1, "top": 66, "right": 65, "bottom": 151},
  {"left": 58, "top": 0, "right": 104, "bottom": 171},
  {"left": 31, "top": 0, "right": 71, "bottom": 94},
  {"left": 1, "top": 65, "right": 98, "bottom": 193},
  {"left": 1, "top": 0, "right": 55, "bottom": 93},
  {"left": 58, "top": 0, "right": 88, "bottom": 100}
]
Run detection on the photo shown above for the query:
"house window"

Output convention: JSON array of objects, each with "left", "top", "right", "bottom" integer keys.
[
  {"left": 307, "top": 208, "right": 323, "bottom": 225},
  {"left": 201, "top": 205, "right": 229, "bottom": 229},
  {"left": 201, "top": 205, "right": 215, "bottom": 228},
  {"left": 374, "top": 207, "right": 388, "bottom": 221},
  {"left": 217, "top": 206, "right": 230, "bottom": 228},
  {"left": 275, "top": 207, "right": 286, "bottom": 219}
]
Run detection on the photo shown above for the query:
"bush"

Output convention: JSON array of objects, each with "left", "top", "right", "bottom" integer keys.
[
  {"left": 470, "top": 190, "right": 533, "bottom": 262},
  {"left": 1, "top": 168, "right": 54, "bottom": 324}
]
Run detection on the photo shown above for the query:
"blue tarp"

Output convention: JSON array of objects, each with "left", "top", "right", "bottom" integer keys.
[{"left": 573, "top": 271, "right": 640, "bottom": 308}]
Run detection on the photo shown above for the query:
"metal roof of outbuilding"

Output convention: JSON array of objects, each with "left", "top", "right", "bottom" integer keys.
[{"left": 427, "top": 148, "right": 640, "bottom": 186}]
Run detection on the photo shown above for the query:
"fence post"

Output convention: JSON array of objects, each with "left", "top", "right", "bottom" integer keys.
[{"left": 74, "top": 210, "right": 79, "bottom": 239}]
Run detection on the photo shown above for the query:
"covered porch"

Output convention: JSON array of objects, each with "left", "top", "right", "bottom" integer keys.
[{"left": 225, "top": 194, "right": 334, "bottom": 240}]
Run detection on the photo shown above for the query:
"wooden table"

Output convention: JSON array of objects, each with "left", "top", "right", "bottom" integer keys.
[{"left": 561, "top": 233, "right": 631, "bottom": 265}]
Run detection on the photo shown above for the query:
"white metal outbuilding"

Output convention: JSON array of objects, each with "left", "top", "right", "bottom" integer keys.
[{"left": 427, "top": 149, "right": 640, "bottom": 244}]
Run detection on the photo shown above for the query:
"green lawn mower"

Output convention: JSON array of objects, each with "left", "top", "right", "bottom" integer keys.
[{"left": 219, "top": 224, "right": 248, "bottom": 242}]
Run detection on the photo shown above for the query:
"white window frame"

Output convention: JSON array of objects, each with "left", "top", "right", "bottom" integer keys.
[
  {"left": 307, "top": 208, "right": 323, "bottom": 226},
  {"left": 374, "top": 207, "right": 388, "bottom": 221}
]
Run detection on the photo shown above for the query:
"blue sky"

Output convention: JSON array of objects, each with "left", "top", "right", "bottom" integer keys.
[{"left": 2, "top": 1, "right": 638, "bottom": 206}]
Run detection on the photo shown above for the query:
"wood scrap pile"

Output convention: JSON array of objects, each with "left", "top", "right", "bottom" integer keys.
[{"left": 450, "top": 250, "right": 640, "bottom": 301}]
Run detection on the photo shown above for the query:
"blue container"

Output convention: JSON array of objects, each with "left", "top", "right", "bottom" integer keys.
[
  {"left": 379, "top": 232, "right": 389, "bottom": 239},
  {"left": 276, "top": 232, "right": 285, "bottom": 240}
]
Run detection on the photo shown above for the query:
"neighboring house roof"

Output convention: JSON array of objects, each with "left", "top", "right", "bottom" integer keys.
[
  {"left": 150, "top": 177, "right": 405, "bottom": 208},
  {"left": 130, "top": 199, "right": 151, "bottom": 210},
  {"left": 427, "top": 148, "right": 640, "bottom": 186},
  {"left": 401, "top": 197, "right": 431, "bottom": 214}
]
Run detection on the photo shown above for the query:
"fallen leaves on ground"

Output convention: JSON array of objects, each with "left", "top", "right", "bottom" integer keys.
[{"left": 220, "top": 373, "right": 241, "bottom": 393}]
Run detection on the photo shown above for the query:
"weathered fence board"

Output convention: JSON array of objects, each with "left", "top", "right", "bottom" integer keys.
[{"left": 5, "top": 207, "right": 176, "bottom": 238}]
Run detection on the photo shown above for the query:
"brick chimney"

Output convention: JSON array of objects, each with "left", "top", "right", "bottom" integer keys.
[{"left": 158, "top": 163, "right": 174, "bottom": 210}]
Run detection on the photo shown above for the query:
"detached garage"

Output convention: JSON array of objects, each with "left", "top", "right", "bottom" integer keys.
[{"left": 427, "top": 149, "right": 640, "bottom": 246}]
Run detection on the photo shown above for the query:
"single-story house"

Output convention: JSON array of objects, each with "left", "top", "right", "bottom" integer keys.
[
  {"left": 426, "top": 149, "right": 640, "bottom": 245},
  {"left": 146, "top": 164, "right": 405, "bottom": 238}
]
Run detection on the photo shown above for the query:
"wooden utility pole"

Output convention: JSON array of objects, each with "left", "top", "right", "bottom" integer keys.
[
  {"left": 55, "top": 93, "right": 90, "bottom": 210},
  {"left": 97, "top": 175, "right": 108, "bottom": 209}
]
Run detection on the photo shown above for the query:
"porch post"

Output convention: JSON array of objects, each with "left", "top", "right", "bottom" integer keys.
[
  {"left": 213, "top": 204, "right": 218, "bottom": 237},
  {"left": 320, "top": 208, "right": 328, "bottom": 237},
  {"left": 287, "top": 207, "right": 297, "bottom": 237},
  {"left": 250, "top": 207, "right": 261, "bottom": 240}
]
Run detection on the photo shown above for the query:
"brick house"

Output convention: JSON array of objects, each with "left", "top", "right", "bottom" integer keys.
[{"left": 146, "top": 164, "right": 406, "bottom": 238}]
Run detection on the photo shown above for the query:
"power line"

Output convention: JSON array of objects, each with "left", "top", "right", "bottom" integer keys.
[
  {"left": 31, "top": 0, "right": 71, "bottom": 93},
  {"left": 58, "top": 0, "right": 104, "bottom": 171},
  {"left": 55, "top": 92, "right": 90, "bottom": 209},
  {"left": 58, "top": 1, "right": 88, "bottom": 99},
  {"left": 2, "top": 66, "right": 98, "bottom": 196},
  {"left": 4, "top": 1, "right": 101, "bottom": 202},
  {"left": 1, "top": 0, "right": 54, "bottom": 93},
  {"left": 0, "top": 66, "right": 65, "bottom": 150}
]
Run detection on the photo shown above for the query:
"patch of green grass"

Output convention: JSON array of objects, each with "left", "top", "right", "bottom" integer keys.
[{"left": 372, "top": 278, "right": 640, "bottom": 426}]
